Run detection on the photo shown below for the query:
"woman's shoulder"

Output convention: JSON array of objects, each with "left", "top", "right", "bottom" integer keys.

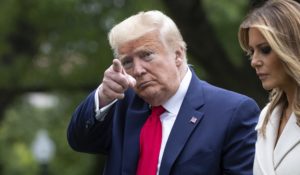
[{"left": 255, "top": 102, "right": 284, "bottom": 131}]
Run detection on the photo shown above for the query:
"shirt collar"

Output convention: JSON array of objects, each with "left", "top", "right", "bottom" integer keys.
[{"left": 163, "top": 68, "right": 192, "bottom": 115}]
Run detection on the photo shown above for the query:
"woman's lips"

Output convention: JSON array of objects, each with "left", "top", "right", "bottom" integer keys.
[{"left": 257, "top": 73, "right": 268, "bottom": 80}]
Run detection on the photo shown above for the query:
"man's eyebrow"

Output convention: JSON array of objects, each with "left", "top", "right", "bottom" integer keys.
[{"left": 118, "top": 55, "right": 132, "bottom": 62}]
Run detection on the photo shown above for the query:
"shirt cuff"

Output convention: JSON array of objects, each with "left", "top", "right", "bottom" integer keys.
[{"left": 94, "top": 86, "right": 117, "bottom": 121}]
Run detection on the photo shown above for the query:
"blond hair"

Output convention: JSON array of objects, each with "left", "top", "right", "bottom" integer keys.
[
  {"left": 238, "top": 0, "right": 300, "bottom": 135},
  {"left": 108, "top": 10, "right": 186, "bottom": 59}
]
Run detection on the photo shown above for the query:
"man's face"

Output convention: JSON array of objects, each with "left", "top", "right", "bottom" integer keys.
[{"left": 117, "top": 31, "right": 184, "bottom": 106}]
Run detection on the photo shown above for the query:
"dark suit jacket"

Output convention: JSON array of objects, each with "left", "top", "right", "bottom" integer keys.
[{"left": 67, "top": 70, "right": 260, "bottom": 175}]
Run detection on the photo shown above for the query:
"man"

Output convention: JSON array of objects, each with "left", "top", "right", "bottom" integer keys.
[{"left": 67, "top": 10, "right": 260, "bottom": 175}]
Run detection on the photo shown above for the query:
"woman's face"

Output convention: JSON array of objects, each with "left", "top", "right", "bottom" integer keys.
[{"left": 248, "top": 27, "right": 292, "bottom": 91}]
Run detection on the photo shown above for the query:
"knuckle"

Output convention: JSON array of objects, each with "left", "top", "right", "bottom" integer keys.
[{"left": 101, "top": 87, "right": 109, "bottom": 95}]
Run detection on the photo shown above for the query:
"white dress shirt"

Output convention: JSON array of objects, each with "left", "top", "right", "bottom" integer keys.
[{"left": 94, "top": 68, "right": 192, "bottom": 174}]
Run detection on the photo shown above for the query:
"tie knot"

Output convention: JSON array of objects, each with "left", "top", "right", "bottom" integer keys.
[{"left": 151, "top": 106, "right": 165, "bottom": 116}]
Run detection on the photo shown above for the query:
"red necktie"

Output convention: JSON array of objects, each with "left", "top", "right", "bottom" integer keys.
[{"left": 136, "top": 106, "right": 165, "bottom": 175}]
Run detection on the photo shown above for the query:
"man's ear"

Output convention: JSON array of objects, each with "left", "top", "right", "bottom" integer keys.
[{"left": 175, "top": 47, "right": 184, "bottom": 66}]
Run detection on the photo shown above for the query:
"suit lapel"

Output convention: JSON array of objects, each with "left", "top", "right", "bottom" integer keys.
[
  {"left": 121, "top": 98, "right": 150, "bottom": 174},
  {"left": 255, "top": 104, "right": 282, "bottom": 175},
  {"left": 159, "top": 101, "right": 204, "bottom": 174},
  {"left": 159, "top": 72, "right": 204, "bottom": 175},
  {"left": 274, "top": 113, "right": 300, "bottom": 169}
]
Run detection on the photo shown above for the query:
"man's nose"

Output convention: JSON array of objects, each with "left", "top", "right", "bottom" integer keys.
[{"left": 132, "top": 59, "right": 146, "bottom": 77}]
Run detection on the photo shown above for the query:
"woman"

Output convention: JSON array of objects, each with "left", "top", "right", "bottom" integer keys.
[{"left": 238, "top": 0, "right": 300, "bottom": 174}]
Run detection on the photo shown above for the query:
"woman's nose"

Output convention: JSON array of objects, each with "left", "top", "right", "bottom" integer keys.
[{"left": 250, "top": 54, "right": 262, "bottom": 68}]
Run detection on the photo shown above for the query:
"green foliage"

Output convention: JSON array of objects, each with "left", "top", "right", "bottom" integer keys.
[
  {"left": 0, "top": 0, "right": 114, "bottom": 90},
  {"left": 202, "top": 0, "right": 248, "bottom": 66},
  {"left": 0, "top": 92, "right": 99, "bottom": 175}
]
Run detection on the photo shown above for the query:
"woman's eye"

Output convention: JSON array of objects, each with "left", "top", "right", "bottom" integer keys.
[{"left": 261, "top": 46, "right": 271, "bottom": 55}]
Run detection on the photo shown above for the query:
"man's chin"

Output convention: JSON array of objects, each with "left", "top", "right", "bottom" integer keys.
[{"left": 137, "top": 90, "right": 159, "bottom": 104}]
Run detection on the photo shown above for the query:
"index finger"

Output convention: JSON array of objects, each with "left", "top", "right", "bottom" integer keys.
[{"left": 112, "top": 59, "right": 123, "bottom": 73}]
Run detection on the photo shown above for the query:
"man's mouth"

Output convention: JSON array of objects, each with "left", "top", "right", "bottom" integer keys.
[{"left": 137, "top": 81, "right": 152, "bottom": 89}]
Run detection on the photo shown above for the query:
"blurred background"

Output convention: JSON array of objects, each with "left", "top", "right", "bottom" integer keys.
[{"left": 0, "top": 0, "right": 268, "bottom": 174}]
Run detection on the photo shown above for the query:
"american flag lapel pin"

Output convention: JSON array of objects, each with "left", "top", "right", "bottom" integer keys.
[{"left": 190, "top": 116, "right": 197, "bottom": 124}]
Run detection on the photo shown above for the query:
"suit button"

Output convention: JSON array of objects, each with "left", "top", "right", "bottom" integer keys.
[{"left": 85, "top": 120, "right": 92, "bottom": 129}]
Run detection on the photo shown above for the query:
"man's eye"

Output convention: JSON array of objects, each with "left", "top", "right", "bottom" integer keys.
[
  {"left": 122, "top": 60, "right": 133, "bottom": 69},
  {"left": 260, "top": 46, "right": 271, "bottom": 55},
  {"left": 140, "top": 51, "right": 153, "bottom": 59}
]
